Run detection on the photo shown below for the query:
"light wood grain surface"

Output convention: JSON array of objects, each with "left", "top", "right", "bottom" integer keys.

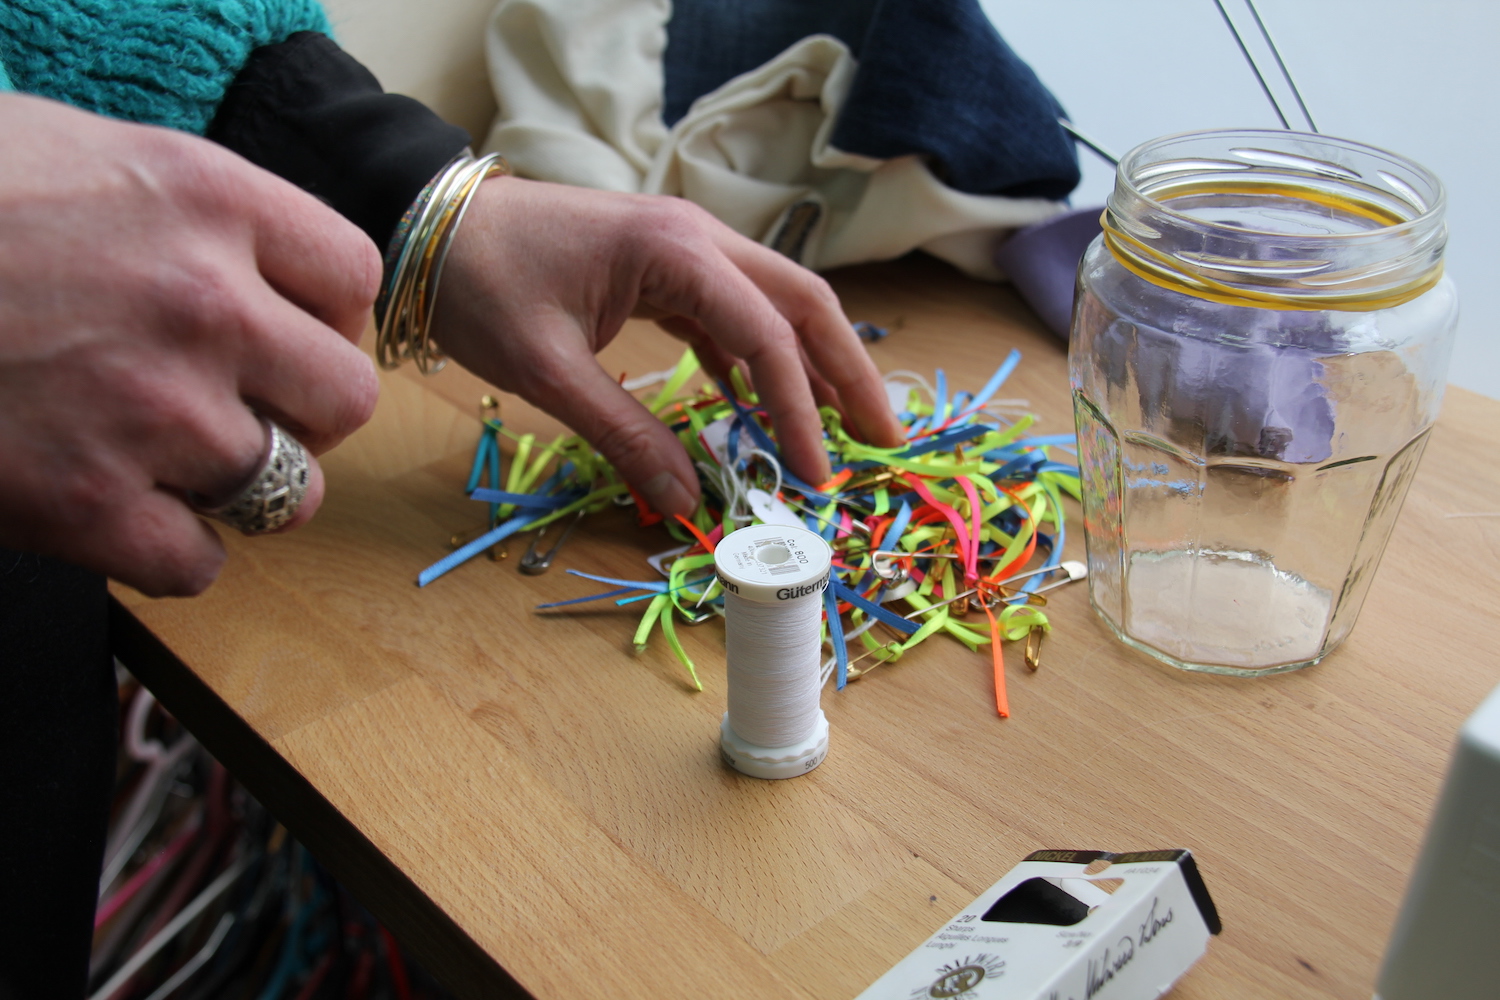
[{"left": 114, "top": 257, "right": 1500, "bottom": 1000}]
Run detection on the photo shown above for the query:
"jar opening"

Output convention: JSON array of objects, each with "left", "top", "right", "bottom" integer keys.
[{"left": 1104, "top": 130, "right": 1446, "bottom": 311}]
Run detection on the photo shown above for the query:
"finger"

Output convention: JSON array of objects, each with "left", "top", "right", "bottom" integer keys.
[
  {"left": 236, "top": 162, "right": 382, "bottom": 344},
  {"left": 167, "top": 431, "right": 328, "bottom": 538},
  {"left": 703, "top": 228, "right": 904, "bottom": 448},
  {"left": 270, "top": 451, "right": 325, "bottom": 534},
  {"left": 135, "top": 372, "right": 330, "bottom": 535},
  {"left": 83, "top": 489, "right": 228, "bottom": 597},
  {"left": 796, "top": 339, "right": 843, "bottom": 414},
  {"left": 655, "top": 315, "right": 739, "bottom": 388},
  {"left": 519, "top": 332, "right": 700, "bottom": 517},
  {"left": 635, "top": 218, "right": 832, "bottom": 485},
  {"left": 136, "top": 387, "right": 268, "bottom": 504},
  {"left": 235, "top": 285, "right": 380, "bottom": 455}
]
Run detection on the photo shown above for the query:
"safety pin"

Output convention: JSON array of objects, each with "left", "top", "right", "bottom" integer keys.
[
  {"left": 519, "top": 510, "right": 583, "bottom": 575},
  {"left": 449, "top": 524, "right": 509, "bottom": 561},
  {"left": 875, "top": 554, "right": 1085, "bottom": 582},
  {"left": 981, "top": 561, "right": 1087, "bottom": 608},
  {"left": 677, "top": 604, "right": 717, "bottom": 626},
  {"left": 780, "top": 494, "right": 873, "bottom": 533},
  {"left": 901, "top": 561, "right": 1087, "bottom": 619},
  {"left": 876, "top": 554, "right": 1074, "bottom": 578},
  {"left": 819, "top": 639, "right": 903, "bottom": 687},
  {"left": 846, "top": 640, "right": 903, "bottom": 680},
  {"left": 1024, "top": 626, "right": 1046, "bottom": 672}
]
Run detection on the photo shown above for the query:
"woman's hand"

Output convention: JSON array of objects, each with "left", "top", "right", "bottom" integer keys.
[
  {"left": 433, "top": 177, "right": 903, "bottom": 516},
  {"left": 0, "top": 95, "right": 381, "bottom": 596}
]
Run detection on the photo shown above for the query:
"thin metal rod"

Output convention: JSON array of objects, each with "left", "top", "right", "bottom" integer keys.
[
  {"left": 873, "top": 552, "right": 1058, "bottom": 579},
  {"left": 1059, "top": 119, "right": 1121, "bottom": 166},
  {"left": 1211, "top": 0, "right": 1291, "bottom": 129},
  {"left": 1244, "top": 0, "right": 1318, "bottom": 132},
  {"left": 899, "top": 571, "right": 1077, "bottom": 620},
  {"left": 902, "top": 587, "right": 980, "bottom": 618}
]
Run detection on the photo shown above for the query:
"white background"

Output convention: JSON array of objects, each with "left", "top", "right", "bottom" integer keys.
[{"left": 982, "top": 0, "right": 1499, "bottom": 399}]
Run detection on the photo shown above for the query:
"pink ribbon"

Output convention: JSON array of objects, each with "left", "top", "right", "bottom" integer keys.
[{"left": 900, "top": 474, "right": 976, "bottom": 583}]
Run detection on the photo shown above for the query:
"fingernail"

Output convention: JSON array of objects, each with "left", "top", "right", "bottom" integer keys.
[{"left": 643, "top": 471, "right": 695, "bottom": 516}]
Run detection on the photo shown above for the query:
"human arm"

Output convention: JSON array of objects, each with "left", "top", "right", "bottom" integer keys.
[
  {"left": 430, "top": 178, "right": 904, "bottom": 514},
  {"left": 207, "top": 33, "right": 903, "bottom": 516},
  {"left": 0, "top": 94, "right": 380, "bottom": 596}
]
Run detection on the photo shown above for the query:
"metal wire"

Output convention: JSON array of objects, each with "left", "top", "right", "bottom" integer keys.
[
  {"left": 1059, "top": 119, "right": 1121, "bottom": 166},
  {"left": 1244, "top": 0, "right": 1318, "bottom": 131},
  {"left": 1212, "top": 0, "right": 1291, "bottom": 129}
]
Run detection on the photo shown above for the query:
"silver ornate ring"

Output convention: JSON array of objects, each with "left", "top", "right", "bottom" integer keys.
[{"left": 193, "top": 419, "right": 311, "bottom": 534}]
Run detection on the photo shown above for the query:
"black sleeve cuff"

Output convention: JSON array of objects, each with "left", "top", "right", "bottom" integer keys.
[{"left": 207, "top": 31, "right": 472, "bottom": 251}]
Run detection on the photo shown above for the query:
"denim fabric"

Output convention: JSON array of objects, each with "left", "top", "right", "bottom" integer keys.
[{"left": 663, "top": 0, "right": 1079, "bottom": 200}]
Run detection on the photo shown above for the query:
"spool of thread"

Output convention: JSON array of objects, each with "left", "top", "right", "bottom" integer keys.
[{"left": 713, "top": 524, "right": 833, "bottom": 779}]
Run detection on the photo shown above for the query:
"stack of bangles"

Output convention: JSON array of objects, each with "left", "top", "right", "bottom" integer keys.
[{"left": 375, "top": 151, "right": 511, "bottom": 373}]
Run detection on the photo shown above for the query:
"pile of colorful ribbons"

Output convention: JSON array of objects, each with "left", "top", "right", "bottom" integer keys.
[{"left": 419, "top": 346, "right": 1079, "bottom": 717}]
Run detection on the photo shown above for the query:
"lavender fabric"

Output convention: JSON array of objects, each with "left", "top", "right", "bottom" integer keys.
[
  {"left": 1002, "top": 207, "right": 1337, "bottom": 464},
  {"left": 992, "top": 206, "right": 1104, "bottom": 339},
  {"left": 1089, "top": 304, "right": 1337, "bottom": 465}
]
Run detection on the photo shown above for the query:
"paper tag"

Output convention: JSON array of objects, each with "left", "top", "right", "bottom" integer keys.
[
  {"left": 886, "top": 381, "right": 917, "bottom": 415},
  {"left": 700, "top": 415, "right": 756, "bottom": 465},
  {"left": 748, "top": 488, "right": 805, "bottom": 530},
  {"left": 882, "top": 579, "right": 918, "bottom": 602},
  {"left": 646, "top": 544, "right": 692, "bottom": 578}
]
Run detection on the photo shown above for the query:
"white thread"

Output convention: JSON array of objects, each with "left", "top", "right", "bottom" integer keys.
[
  {"left": 714, "top": 525, "right": 832, "bottom": 765},
  {"left": 724, "top": 588, "right": 824, "bottom": 748},
  {"left": 698, "top": 446, "right": 783, "bottom": 528}
]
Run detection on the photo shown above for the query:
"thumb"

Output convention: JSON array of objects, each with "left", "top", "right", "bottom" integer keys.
[{"left": 526, "top": 358, "right": 700, "bottom": 517}]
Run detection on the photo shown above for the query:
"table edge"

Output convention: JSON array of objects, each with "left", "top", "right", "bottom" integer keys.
[{"left": 108, "top": 597, "right": 530, "bottom": 1000}]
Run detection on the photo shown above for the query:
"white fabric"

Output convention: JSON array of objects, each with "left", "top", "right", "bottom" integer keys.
[{"left": 482, "top": 0, "right": 1065, "bottom": 280}]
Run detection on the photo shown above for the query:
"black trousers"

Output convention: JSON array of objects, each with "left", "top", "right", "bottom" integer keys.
[{"left": 0, "top": 552, "right": 117, "bottom": 1000}]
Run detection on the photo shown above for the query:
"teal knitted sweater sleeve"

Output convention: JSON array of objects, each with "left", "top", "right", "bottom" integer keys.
[{"left": 0, "top": 0, "right": 332, "bottom": 134}]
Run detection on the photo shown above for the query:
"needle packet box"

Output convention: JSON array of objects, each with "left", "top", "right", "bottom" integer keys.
[{"left": 856, "top": 849, "right": 1221, "bottom": 1000}]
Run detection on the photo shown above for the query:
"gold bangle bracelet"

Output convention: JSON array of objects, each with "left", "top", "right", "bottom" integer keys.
[{"left": 376, "top": 152, "right": 511, "bottom": 373}]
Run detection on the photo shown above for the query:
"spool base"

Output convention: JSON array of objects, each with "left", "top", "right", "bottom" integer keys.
[{"left": 720, "top": 711, "right": 829, "bottom": 779}]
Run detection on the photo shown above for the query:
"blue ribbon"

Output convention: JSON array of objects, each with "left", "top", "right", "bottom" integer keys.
[
  {"left": 417, "top": 513, "right": 533, "bottom": 587},
  {"left": 536, "top": 587, "right": 639, "bottom": 609},
  {"left": 565, "top": 569, "right": 668, "bottom": 591},
  {"left": 823, "top": 586, "right": 848, "bottom": 690},
  {"left": 469, "top": 488, "right": 577, "bottom": 509},
  {"left": 832, "top": 578, "right": 919, "bottom": 635}
]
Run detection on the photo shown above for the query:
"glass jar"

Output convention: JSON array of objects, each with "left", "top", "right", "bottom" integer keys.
[{"left": 1070, "top": 129, "right": 1458, "bottom": 675}]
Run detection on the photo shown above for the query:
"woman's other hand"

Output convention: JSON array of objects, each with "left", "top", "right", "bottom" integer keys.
[
  {"left": 0, "top": 95, "right": 382, "bottom": 596},
  {"left": 433, "top": 178, "right": 903, "bottom": 516}
]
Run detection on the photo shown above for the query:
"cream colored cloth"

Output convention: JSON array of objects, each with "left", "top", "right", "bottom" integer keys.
[{"left": 482, "top": 0, "right": 1065, "bottom": 280}]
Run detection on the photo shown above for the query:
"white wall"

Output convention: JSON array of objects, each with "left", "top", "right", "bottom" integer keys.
[
  {"left": 983, "top": 0, "right": 1499, "bottom": 400},
  {"left": 321, "top": 0, "right": 497, "bottom": 142}
]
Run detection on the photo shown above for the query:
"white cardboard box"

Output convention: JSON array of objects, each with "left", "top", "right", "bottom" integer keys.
[{"left": 856, "top": 850, "right": 1221, "bottom": 1000}]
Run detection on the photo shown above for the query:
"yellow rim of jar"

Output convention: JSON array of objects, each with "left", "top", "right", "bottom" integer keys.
[{"left": 1100, "top": 180, "right": 1444, "bottom": 313}]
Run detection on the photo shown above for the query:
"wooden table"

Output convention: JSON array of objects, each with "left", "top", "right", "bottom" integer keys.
[{"left": 113, "top": 256, "right": 1500, "bottom": 1000}]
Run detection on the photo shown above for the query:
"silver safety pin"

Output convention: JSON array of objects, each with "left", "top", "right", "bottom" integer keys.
[
  {"left": 519, "top": 510, "right": 584, "bottom": 575},
  {"left": 900, "top": 560, "right": 1088, "bottom": 619}
]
